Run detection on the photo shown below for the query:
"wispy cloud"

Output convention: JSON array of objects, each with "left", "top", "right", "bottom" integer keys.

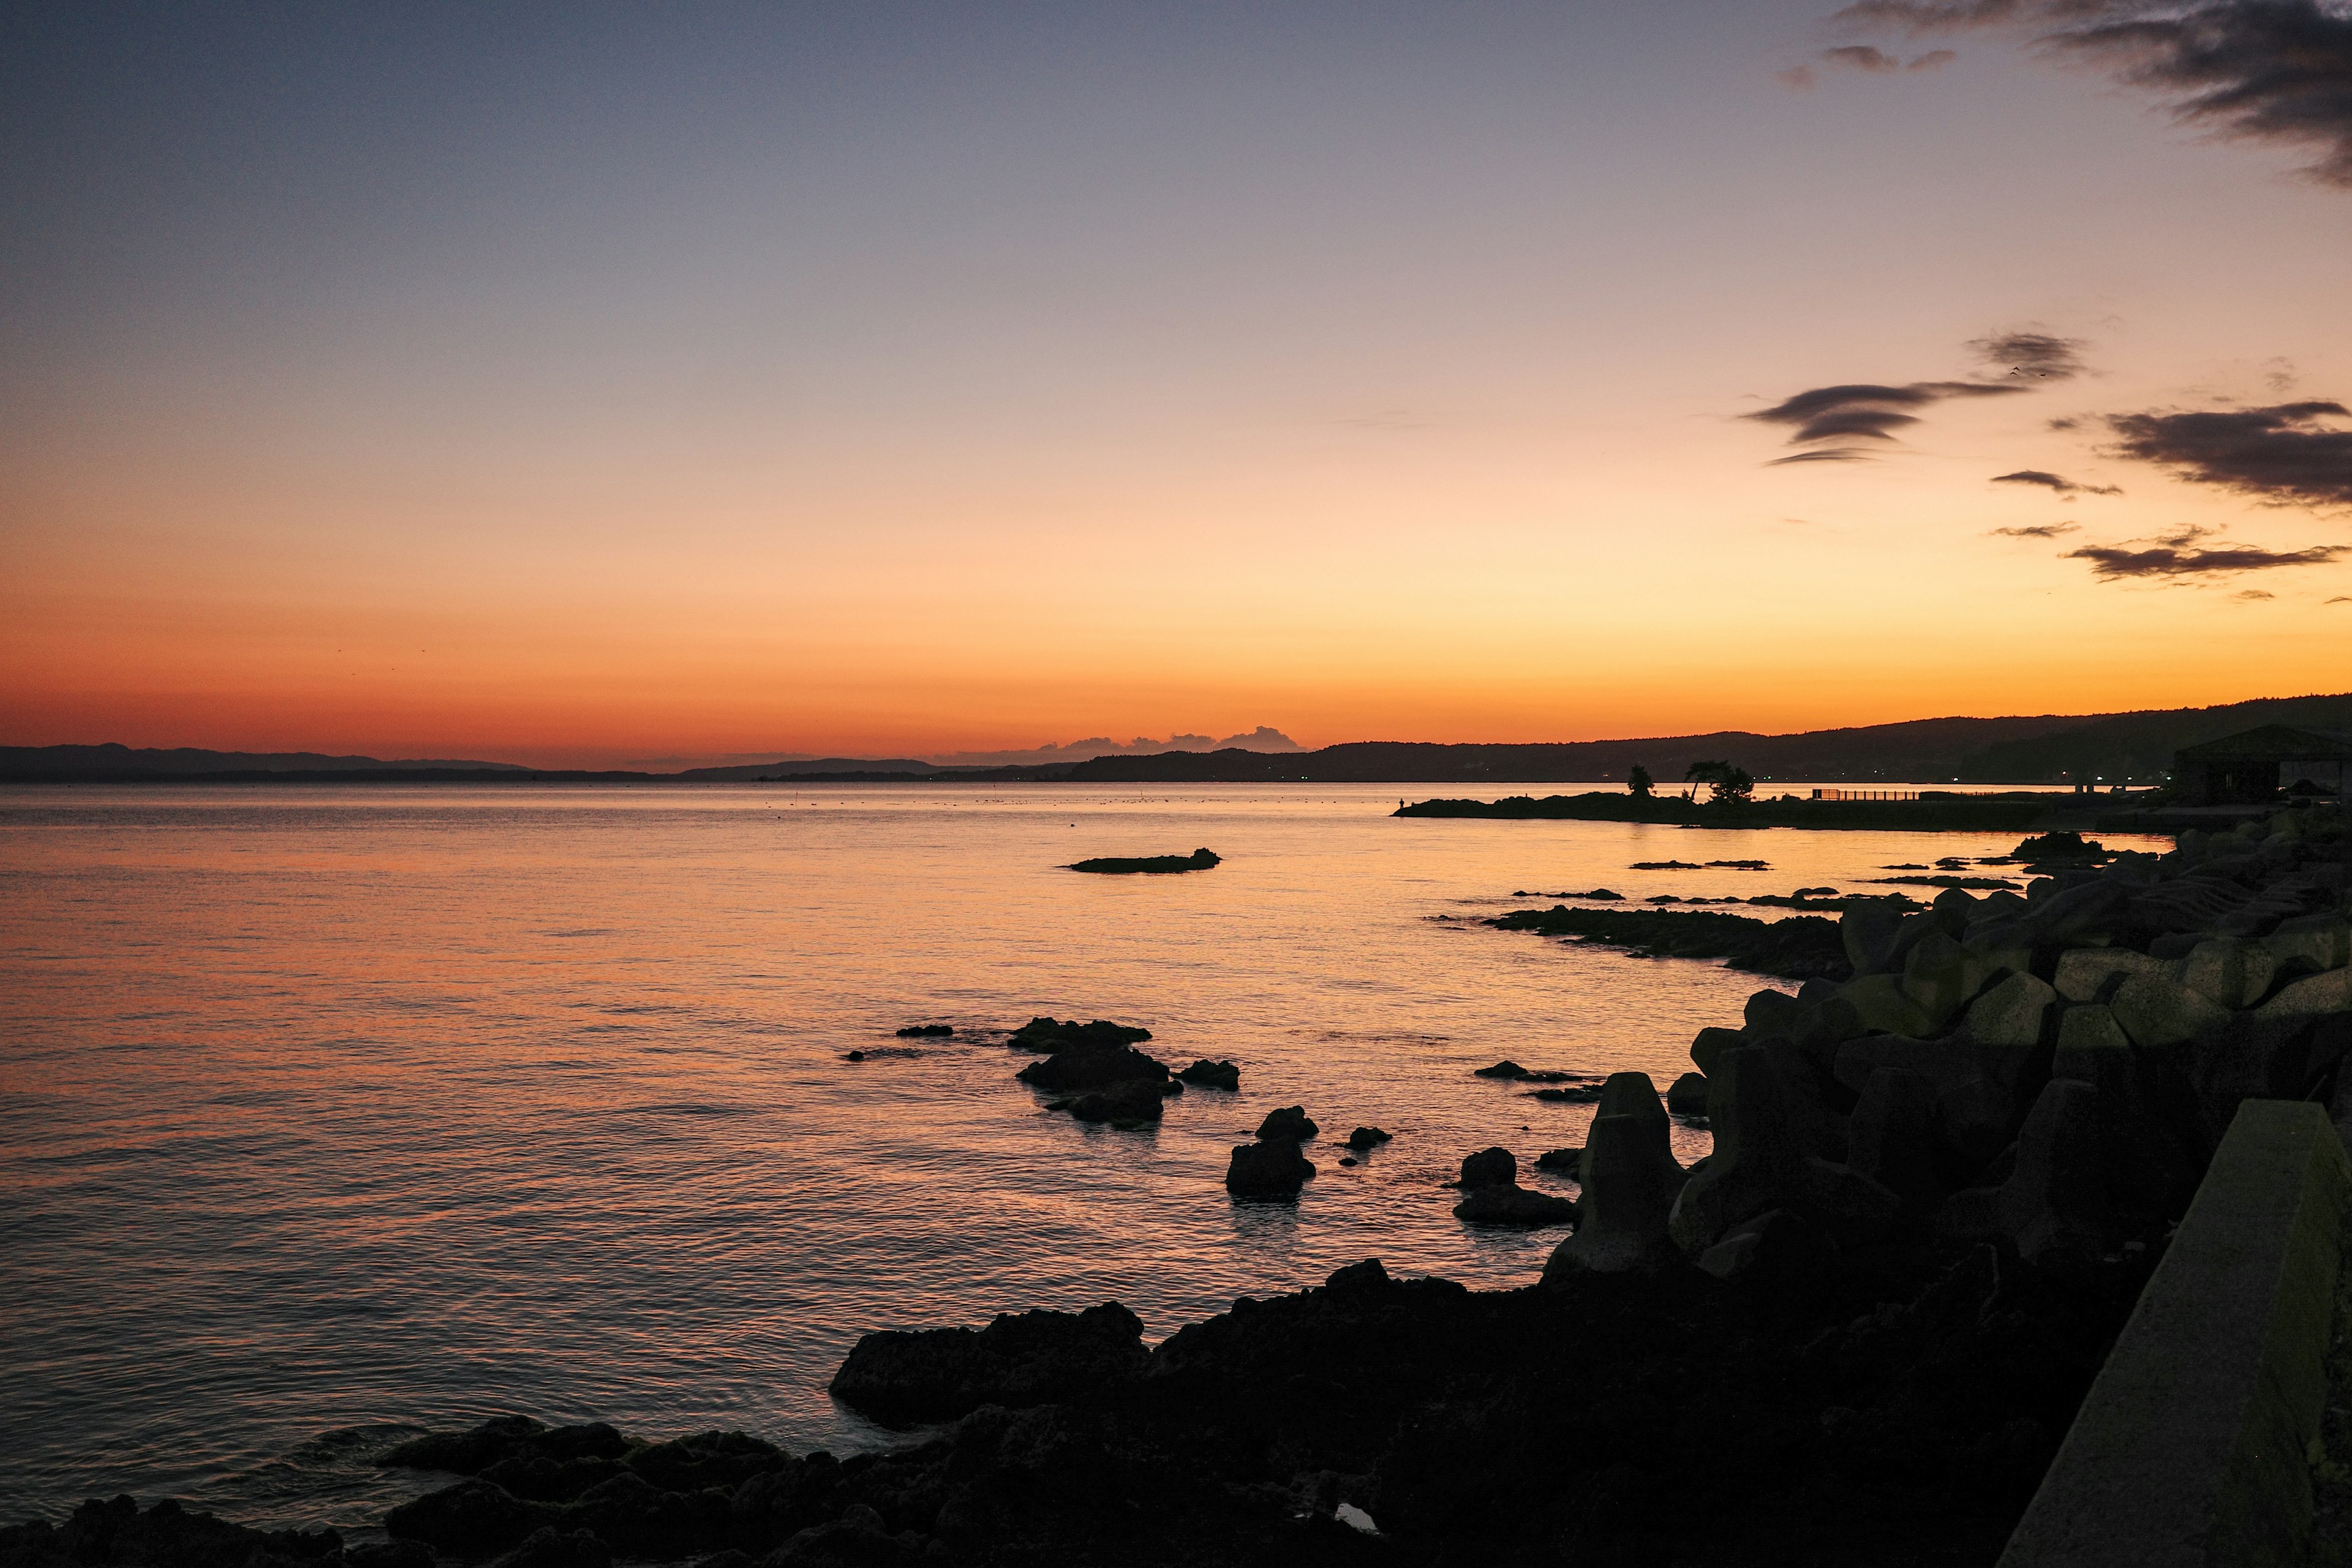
[
  {"left": 2105, "top": 400, "right": 2352, "bottom": 506},
  {"left": 2233, "top": 588, "right": 2277, "bottom": 600},
  {"left": 2064, "top": 538, "right": 2348, "bottom": 579},
  {"left": 1829, "top": 1, "right": 2352, "bottom": 187},
  {"left": 1747, "top": 379, "right": 2027, "bottom": 460},
  {"left": 1992, "top": 468, "right": 2122, "bottom": 496},
  {"left": 1989, "top": 521, "right": 2081, "bottom": 537}
]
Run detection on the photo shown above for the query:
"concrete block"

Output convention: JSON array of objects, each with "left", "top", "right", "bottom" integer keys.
[{"left": 1997, "top": 1100, "right": 2352, "bottom": 1568}]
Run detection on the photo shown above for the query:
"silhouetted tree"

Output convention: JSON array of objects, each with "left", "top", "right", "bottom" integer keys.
[
  {"left": 1629, "top": 764, "right": 1654, "bottom": 799},
  {"left": 1684, "top": 760, "right": 1754, "bottom": 806}
]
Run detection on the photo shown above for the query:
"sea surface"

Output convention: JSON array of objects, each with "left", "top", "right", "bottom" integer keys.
[{"left": 0, "top": 782, "right": 2155, "bottom": 1535}]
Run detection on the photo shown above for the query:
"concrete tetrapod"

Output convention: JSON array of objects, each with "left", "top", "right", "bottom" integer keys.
[
  {"left": 1845, "top": 1066, "right": 1945, "bottom": 1221},
  {"left": 1667, "top": 1047, "right": 1896, "bottom": 1251},
  {"left": 1593, "top": 1071, "right": 1689, "bottom": 1195},
  {"left": 1943, "top": 1077, "right": 2107, "bottom": 1264},
  {"left": 1542, "top": 1114, "right": 1684, "bottom": 1278}
]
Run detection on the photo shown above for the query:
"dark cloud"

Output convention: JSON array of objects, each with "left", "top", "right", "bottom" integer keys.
[
  {"left": 2049, "top": 2, "right": 2352, "bottom": 188},
  {"left": 2063, "top": 538, "right": 2347, "bottom": 578},
  {"left": 1767, "top": 447, "right": 1876, "bottom": 464},
  {"left": 1824, "top": 43, "right": 1905, "bottom": 68},
  {"left": 1747, "top": 380, "right": 2028, "bottom": 455},
  {"left": 2233, "top": 588, "right": 2277, "bottom": 599},
  {"left": 2329, "top": 594, "right": 2352, "bottom": 602},
  {"left": 2048, "top": 415, "right": 2082, "bottom": 431},
  {"left": 2105, "top": 400, "right": 2352, "bottom": 505},
  {"left": 1992, "top": 468, "right": 2123, "bottom": 496},
  {"left": 1989, "top": 521, "right": 2082, "bottom": 537},
  {"left": 1830, "top": 1, "right": 2352, "bottom": 187},
  {"left": 1910, "top": 47, "right": 1962, "bottom": 66},
  {"left": 1970, "top": 330, "right": 2090, "bottom": 380}
]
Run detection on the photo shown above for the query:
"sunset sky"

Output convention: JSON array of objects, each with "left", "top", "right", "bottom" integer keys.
[{"left": 5, "top": 1, "right": 2348, "bottom": 767}]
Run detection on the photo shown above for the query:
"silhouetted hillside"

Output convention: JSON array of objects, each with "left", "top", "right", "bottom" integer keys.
[
  {"left": 0, "top": 744, "right": 527, "bottom": 782},
  {"left": 1952, "top": 693, "right": 2352, "bottom": 783}
]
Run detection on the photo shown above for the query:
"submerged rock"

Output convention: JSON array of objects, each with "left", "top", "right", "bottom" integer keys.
[
  {"left": 894, "top": 1023, "right": 954, "bottom": 1038},
  {"left": 1454, "top": 1183, "right": 1580, "bottom": 1227},
  {"left": 1346, "top": 1125, "right": 1393, "bottom": 1151},
  {"left": 829, "top": 1302, "right": 1147, "bottom": 1427}
]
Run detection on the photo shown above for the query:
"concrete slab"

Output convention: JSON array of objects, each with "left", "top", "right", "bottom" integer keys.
[{"left": 1997, "top": 1099, "right": 2351, "bottom": 1568}]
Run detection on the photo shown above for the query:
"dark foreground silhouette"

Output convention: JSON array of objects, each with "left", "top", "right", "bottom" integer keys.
[{"left": 0, "top": 1238, "right": 2155, "bottom": 1568}]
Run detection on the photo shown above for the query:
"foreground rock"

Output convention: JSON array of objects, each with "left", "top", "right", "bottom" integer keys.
[
  {"left": 1049, "top": 1077, "right": 1176, "bottom": 1126},
  {"left": 829, "top": 1302, "right": 1148, "bottom": 1427},
  {"left": 12, "top": 1235, "right": 2168, "bottom": 1566},
  {"left": 1067, "top": 848, "right": 1221, "bottom": 874},
  {"left": 1006, "top": 1017, "right": 1152, "bottom": 1053}
]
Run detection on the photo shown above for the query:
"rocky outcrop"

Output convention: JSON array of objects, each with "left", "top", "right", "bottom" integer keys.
[
  {"left": 1225, "top": 1137, "right": 1316, "bottom": 1197},
  {"left": 1255, "top": 1106, "right": 1318, "bottom": 1142},
  {"left": 829, "top": 1302, "right": 1148, "bottom": 1427},
  {"left": 1175, "top": 1058, "right": 1239, "bottom": 1089},
  {"left": 1006, "top": 1017, "right": 1152, "bottom": 1053},
  {"left": 1346, "top": 1125, "right": 1392, "bottom": 1150},
  {"left": 1067, "top": 848, "right": 1221, "bottom": 873},
  {"left": 1542, "top": 1112, "right": 1680, "bottom": 1274},
  {"left": 1049, "top": 1078, "right": 1175, "bottom": 1126},
  {"left": 1014, "top": 1037, "right": 1169, "bottom": 1093}
]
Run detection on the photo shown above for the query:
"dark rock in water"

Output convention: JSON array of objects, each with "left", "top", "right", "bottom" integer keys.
[
  {"left": 1256, "top": 1105, "right": 1318, "bottom": 1142},
  {"left": 1052, "top": 1079, "right": 1167, "bottom": 1125},
  {"left": 829, "top": 1302, "right": 1147, "bottom": 1427},
  {"left": 489, "top": 1526, "right": 612, "bottom": 1567},
  {"left": 1015, "top": 1039, "right": 1170, "bottom": 1093},
  {"left": 1473, "top": 1060, "right": 1526, "bottom": 1078},
  {"left": 1068, "top": 848, "right": 1221, "bottom": 874},
  {"left": 381, "top": 1416, "right": 631, "bottom": 1476},
  {"left": 1007, "top": 1016, "right": 1152, "bottom": 1052},
  {"left": 1490, "top": 905, "right": 1853, "bottom": 981},
  {"left": 1457, "top": 1146, "right": 1517, "bottom": 1188},
  {"left": 1346, "top": 1125, "right": 1393, "bottom": 1150},
  {"left": 1176, "top": 1058, "right": 1240, "bottom": 1089},
  {"left": 1453, "top": 1183, "right": 1580, "bottom": 1227},
  {"left": 2012, "top": 830, "right": 2106, "bottom": 864},
  {"left": 1226, "top": 1138, "right": 1316, "bottom": 1196},
  {"left": 1534, "top": 1146, "right": 1582, "bottom": 1172},
  {"left": 1338, "top": 1155, "right": 1357, "bottom": 1166},
  {"left": 842, "top": 1050, "right": 866, "bottom": 1061},
  {"left": 1528, "top": 1084, "right": 1604, "bottom": 1102},
  {"left": 894, "top": 1023, "right": 953, "bottom": 1038},
  {"left": 387, "top": 1479, "right": 559, "bottom": 1555},
  {"left": 1666, "top": 1071, "right": 1710, "bottom": 1116}
]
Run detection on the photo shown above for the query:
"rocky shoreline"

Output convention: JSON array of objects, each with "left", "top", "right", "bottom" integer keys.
[{"left": 7, "top": 805, "right": 2346, "bottom": 1567}]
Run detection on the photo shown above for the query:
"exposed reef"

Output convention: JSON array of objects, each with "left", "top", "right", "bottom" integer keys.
[
  {"left": 1067, "top": 848, "right": 1221, "bottom": 875},
  {"left": 1482, "top": 905, "right": 1855, "bottom": 981}
]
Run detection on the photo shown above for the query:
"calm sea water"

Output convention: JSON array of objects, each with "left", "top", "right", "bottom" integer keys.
[{"left": 0, "top": 783, "right": 2152, "bottom": 1534}]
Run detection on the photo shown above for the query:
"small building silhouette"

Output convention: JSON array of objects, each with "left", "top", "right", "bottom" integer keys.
[{"left": 2171, "top": 725, "right": 2351, "bottom": 805}]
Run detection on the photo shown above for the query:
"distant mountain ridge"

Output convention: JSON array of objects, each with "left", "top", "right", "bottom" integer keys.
[
  {"left": 0, "top": 743, "right": 530, "bottom": 780},
  {"left": 10, "top": 693, "right": 2346, "bottom": 785}
]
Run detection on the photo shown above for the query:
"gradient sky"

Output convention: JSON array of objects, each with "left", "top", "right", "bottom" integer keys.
[{"left": 5, "top": 1, "right": 2348, "bottom": 766}]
